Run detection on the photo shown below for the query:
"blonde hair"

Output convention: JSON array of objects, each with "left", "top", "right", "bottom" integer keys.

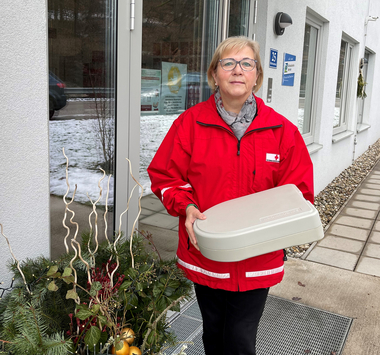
[{"left": 207, "top": 36, "right": 263, "bottom": 93}]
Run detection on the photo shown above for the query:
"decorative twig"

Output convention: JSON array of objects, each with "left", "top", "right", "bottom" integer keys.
[
  {"left": 104, "top": 174, "right": 113, "bottom": 282},
  {"left": 104, "top": 174, "right": 112, "bottom": 246},
  {"left": 87, "top": 169, "right": 106, "bottom": 265},
  {"left": 71, "top": 239, "right": 92, "bottom": 286},
  {"left": 0, "top": 224, "right": 31, "bottom": 295},
  {"left": 126, "top": 158, "right": 144, "bottom": 269},
  {"left": 67, "top": 187, "right": 79, "bottom": 240},
  {"left": 68, "top": 239, "right": 80, "bottom": 305},
  {"left": 114, "top": 158, "right": 143, "bottom": 270},
  {"left": 62, "top": 147, "right": 73, "bottom": 253},
  {"left": 63, "top": 185, "right": 78, "bottom": 252}
]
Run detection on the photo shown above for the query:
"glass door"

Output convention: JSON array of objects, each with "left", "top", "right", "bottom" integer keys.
[
  {"left": 48, "top": 0, "right": 117, "bottom": 259},
  {"left": 139, "top": 0, "right": 220, "bottom": 195},
  {"left": 139, "top": 0, "right": 251, "bottom": 196}
]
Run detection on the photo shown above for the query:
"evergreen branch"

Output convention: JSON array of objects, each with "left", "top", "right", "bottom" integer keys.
[{"left": 141, "top": 295, "right": 186, "bottom": 353}]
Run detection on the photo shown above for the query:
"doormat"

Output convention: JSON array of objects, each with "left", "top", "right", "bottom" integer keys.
[{"left": 167, "top": 295, "right": 352, "bottom": 355}]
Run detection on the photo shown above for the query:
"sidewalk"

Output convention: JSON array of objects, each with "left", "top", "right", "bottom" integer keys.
[
  {"left": 305, "top": 159, "right": 380, "bottom": 276},
  {"left": 138, "top": 160, "right": 380, "bottom": 355}
]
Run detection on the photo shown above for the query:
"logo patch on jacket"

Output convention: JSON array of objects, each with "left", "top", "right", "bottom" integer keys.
[{"left": 266, "top": 153, "right": 280, "bottom": 163}]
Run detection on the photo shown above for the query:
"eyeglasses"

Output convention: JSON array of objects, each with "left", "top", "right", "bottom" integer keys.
[{"left": 219, "top": 58, "right": 257, "bottom": 72}]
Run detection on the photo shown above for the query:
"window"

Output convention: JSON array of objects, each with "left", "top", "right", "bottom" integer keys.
[
  {"left": 297, "top": 17, "right": 321, "bottom": 145},
  {"left": 334, "top": 37, "right": 354, "bottom": 135},
  {"left": 357, "top": 49, "right": 371, "bottom": 129}
]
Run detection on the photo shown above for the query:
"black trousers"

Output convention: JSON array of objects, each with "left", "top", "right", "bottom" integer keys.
[{"left": 194, "top": 283, "right": 269, "bottom": 355}]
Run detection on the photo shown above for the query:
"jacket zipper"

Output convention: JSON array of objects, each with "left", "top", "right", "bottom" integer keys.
[{"left": 196, "top": 121, "right": 283, "bottom": 155}]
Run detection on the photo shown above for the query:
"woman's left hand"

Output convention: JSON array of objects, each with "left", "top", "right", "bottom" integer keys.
[{"left": 185, "top": 206, "right": 206, "bottom": 251}]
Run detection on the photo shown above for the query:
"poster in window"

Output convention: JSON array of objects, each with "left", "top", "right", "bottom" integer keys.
[
  {"left": 141, "top": 69, "right": 161, "bottom": 113},
  {"left": 161, "top": 62, "right": 187, "bottom": 114}
]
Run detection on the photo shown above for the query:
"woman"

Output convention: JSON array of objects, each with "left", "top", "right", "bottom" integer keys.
[{"left": 148, "top": 36, "right": 313, "bottom": 355}]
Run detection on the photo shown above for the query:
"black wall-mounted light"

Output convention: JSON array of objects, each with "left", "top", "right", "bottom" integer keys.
[{"left": 274, "top": 12, "right": 293, "bottom": 36}]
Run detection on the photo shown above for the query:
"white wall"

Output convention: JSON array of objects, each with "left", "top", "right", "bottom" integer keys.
[
  {"left": 255, "top": 0, "right": 380, "bottom": 194},
  {"left": 0, "top": 1, "right": 50, "bottom": 286}
]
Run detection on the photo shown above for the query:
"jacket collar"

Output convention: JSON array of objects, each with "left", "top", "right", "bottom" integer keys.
[{"left": 197, "top": 94, "right": 284, "bottom": 132}]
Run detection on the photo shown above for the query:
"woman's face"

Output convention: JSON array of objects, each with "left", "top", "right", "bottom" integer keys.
[{"left": 212, "top": 46, "right": 258, "bottom": 112}]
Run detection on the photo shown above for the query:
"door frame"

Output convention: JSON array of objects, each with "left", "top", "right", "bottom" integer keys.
[{"left": 115, "top": 0, "right": 143, "bottom": 238}]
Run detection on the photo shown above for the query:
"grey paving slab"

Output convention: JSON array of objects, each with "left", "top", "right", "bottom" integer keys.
[
  {"left": 141, "top": 207, "right": 155, "bottom": 217},
  {"left": 369, "top": 231, "right": 380, "bottom": 244},
  {"left": 350, "top": 200, "right": 380, "bottom": 211},
  {"left": 358, "top": 188, "right": 380, "bottom": 196},
  {"left": 372, "top": 221, "right": 380, "bottom": 232},
  {"left": 328, "top": 224, "right": 369, "bottom": 241},
  {"left": 353, "top": 194, "right": 380, "bottom": 202},
  {"left": 334, "top": 216, "right": 373, "bottom": 229},
  {"left": 139, "top": 212, "right": 179, "bottom": 229},
  {"left": 367, "top": 175, "right": 380, "bottom": 180},
  {"left": 362, "top": 243, "right": 380, "bottom": 259},
  {"left": 364, "top": 183, "right": 380, "bottom": 190},
  {"left": 141, "top": 195, "right": 166, "bottom": 212},
  {"left": 355, "top": 256, "right": 380, "bottom": 277},
  {"left": 306, "top": 246, "right": 359, "bottom": 270},
  {"left": 367, "top": 179, "right": 380, "bottom": 185},
  {"left": 342, "top": 207, "right": 376, "bottom": 219},
  {"left": 138, "top": 223, "right": 178, "bottom": 260},
  {"left": 318, "top": 235, "right": 365, "bottom": 254}
]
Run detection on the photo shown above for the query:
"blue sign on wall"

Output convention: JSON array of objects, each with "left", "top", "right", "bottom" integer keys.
[
  {"left": 269, "top": 48, "right": 278, "bottom": 69},
  {"left": 282, "top": 53, "right": 296, "bottom": 86}
]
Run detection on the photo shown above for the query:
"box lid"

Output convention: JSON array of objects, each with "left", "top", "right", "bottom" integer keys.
[{"left": 194, "top": 184, "right": 322, "bottom": 251}]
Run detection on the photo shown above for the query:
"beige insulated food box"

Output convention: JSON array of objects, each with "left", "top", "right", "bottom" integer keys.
[{"left": 193, "top": 184, "right": 324, "bottom": 262}]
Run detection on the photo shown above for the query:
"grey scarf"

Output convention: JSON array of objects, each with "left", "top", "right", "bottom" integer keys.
[{"left": 214, "top": 87, "right": 257, "bottom": 140}]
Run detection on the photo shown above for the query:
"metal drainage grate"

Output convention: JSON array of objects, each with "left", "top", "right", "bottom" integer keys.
[
  {"left": 257, "top": 295, "right": 352, "bottom": 355},
  {"left": 167, "top": 295, "right": 352, "bottom": 355}
]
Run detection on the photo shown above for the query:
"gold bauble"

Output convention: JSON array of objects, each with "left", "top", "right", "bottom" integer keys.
[
  {"left": 111, "top": 340, "right": 130, "bottom": 355},
  {"left": 121, "top": 327, "right": 135, "bottom": 345},
  {"left": 129, "top": 346, "right": 142, "bottom": 355}
]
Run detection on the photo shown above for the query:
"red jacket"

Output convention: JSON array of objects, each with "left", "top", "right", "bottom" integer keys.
[{"left": 148, "top": 94, "right": 313, "bottom": 291}]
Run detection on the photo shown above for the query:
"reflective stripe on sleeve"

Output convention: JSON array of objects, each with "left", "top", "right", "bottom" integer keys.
[
  {"left": 161, "top": 187, "right": 172, "bottom": 201},
  {"left": 161, "top": 183, "right": 193, "bottom": 202},
  {"left": 245, "top": 265, "right": 284, "bottom": 278},
  {"left": 177, "top": 257, "right": 230, "bottom": 279}
]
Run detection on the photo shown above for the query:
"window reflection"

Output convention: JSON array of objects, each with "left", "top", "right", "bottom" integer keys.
[
  {"left": 140, "top": 0, "right": 218, "bottom": 195},
  {"left": 334, "top": 40, "right": 347, "bottom": 128},
  {"left": 48, "top": 0, "right": 116, "bottom": 259},
  {"left": 298, "top": 23, "right": 317, "bottom": 135},
  {"left": 229, "top": 0, "right": 250, "bottom": 37}
]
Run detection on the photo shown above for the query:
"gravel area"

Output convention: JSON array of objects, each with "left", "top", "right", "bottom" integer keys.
[{"left": 286, "top": 138, "right": 380, "bottom": 258}]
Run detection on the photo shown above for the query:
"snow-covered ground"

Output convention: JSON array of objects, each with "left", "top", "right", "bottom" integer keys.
[
  {"left": 49, "top": 119, "right": 115, "bottom": 205},
  {"left": 49, "top": 114, "right": 177, "bottom": 205},
  {"left": 139, "top": 114, "right": 178, "bottom": 194}
]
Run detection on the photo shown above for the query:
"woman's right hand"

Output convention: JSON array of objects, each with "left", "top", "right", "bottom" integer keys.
[{"left": 185, "top": 206, "right": 206, "bottom": 251}]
